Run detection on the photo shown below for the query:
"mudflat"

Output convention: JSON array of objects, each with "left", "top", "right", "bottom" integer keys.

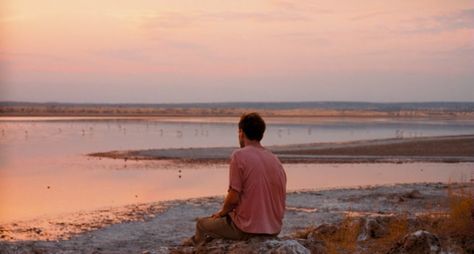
[{"left": 89, "top": 134, "right": 474, "bottom": 163}]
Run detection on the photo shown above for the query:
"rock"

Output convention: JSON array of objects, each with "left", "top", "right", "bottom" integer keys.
[
  {"left": 358, "top": 217, "right": 390, "bottom": 241},
  {"left": 193, "top": 239, "right": 243, "bottom": 254},
  {"left": 293, "top": 224, "right": 329, "bottom": 254},
  {"left": 180, "top": 238, "right": 311, "bottom": 254},
  {"left": 387, "top": 230, "right": 441, "bottom": 254},
  {"left": 464, "top": 238, "right": 474, "bottom": 253},
  {"left": 300, "top": 239, "right": 327, "bottom": 254},
  {"left": 402, "top": 190, "right": 423, "bottom": 199},
  {"left": 266, "top": 240, "right": 310, "bottom": 254},
  {"left": 391, "top": 190, "right": 423, "bottom": 203},
  {"left": 154, "top": 247, "right": 171, "bottom": 254},
  {"left": 307, "top": 224, "right": 338, "bottom": 240}
]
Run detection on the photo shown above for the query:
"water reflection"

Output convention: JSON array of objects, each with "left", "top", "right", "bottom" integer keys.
[
  {"left": 1, "top": 117, "right": 473, "bottom": 156},
  {"left": 0, "top": 154, "right": 472, "bottom": 223},
  {"left": 0, "top": 117, "right": 473, "bottom": 223}
]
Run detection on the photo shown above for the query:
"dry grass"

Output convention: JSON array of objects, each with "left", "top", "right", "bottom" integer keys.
[
  {"left": 445, "top": 185, "right": 474, "bottom": 237},
  {"left": 413, "top": 183, "right": 474, "bottom": 252},
  {"left": 372, "top": 214, "right": 409, "bottom": 252},
  {"left": 421, "top": 184, "right": 474, "bottom": 236},
  {"left": 292, "top": 183, "right": 474, "bottom": 253},
  {"left": 291, "top": 225, "right": 316, "bottom": 239},
  {"left": 322, "top": 215, "right": 361, "bottom": 254}
]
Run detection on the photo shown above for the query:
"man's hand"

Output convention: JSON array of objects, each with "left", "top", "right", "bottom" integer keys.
[
  {"left": 211, "top": 212, "right": 222, "bottom": 219},
  {"left": 212, "top": 188, "right": 240, "bottom": 219}
]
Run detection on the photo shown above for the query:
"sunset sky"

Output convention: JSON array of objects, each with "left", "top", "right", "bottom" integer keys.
[{"left": 1, "top": 0, "right": 473, "bottom": 103}]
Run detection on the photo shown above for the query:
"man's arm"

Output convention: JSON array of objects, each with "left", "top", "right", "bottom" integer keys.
[{"left": 212, "top": 188, "right": 240, "bottom": 218}]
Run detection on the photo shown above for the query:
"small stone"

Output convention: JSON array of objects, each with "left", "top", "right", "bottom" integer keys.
[
  {"left": 308, "top": 224, "right": 338, "bottom": 240},
  {"left": 301, "top": 239, "right": 327, "bottom": 254},
  {"left": 387, "top": 230, "right": 441, "bottom": 254},
  {"left": 358, "top": 217, "right": 389, "bottom": 241},
  {"left": 403, "top": 190, "right": 423, "bottom": 199}
]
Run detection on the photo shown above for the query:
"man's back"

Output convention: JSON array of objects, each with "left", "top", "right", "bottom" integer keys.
[{"left": 229, "top": 145, "right": 287, "bottom": 234}]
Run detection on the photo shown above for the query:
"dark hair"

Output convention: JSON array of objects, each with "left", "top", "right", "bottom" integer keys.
[{"left": 238, "top": 112, "right": 266, "bottom": 141}]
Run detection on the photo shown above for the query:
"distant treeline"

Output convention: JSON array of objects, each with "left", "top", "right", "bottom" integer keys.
[
  {"left": 0, "top": 101, "right": 473, "bottom": 118},
  {"left": 1, "top": 101, "right": 474, "bottom": 111}
]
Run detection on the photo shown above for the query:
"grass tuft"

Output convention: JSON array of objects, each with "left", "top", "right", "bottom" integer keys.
[{"left": 445, "top": 184, "right": 474, "bottom": 237}]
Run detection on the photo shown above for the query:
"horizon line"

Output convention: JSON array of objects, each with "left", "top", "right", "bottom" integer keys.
[{"left": 1, "top": 100, "right": 474, "bottom": 106}]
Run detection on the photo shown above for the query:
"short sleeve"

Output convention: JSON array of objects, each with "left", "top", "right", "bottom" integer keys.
[{"left": 229, "top": 151, "right": 243, "bottom": 193}]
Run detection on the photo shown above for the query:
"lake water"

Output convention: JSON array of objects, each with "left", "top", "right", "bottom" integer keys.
[{"left": 0, "top": 117, "right": 473, "bottom": 223}]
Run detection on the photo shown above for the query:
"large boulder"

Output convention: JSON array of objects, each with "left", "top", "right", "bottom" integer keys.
[
  {"left": 265, "top": 240, "right": 311, "bottom": 254},
  {"left": 387, "top": 230, "right": 441, "bottom": 254},
  {"left": 176, "top": 237, "right": 311, "bottom": 254}
]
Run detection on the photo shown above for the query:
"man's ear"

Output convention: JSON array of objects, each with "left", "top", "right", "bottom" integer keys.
[{"left": 240, "top": 131, "right": 248, "bottom": 141}]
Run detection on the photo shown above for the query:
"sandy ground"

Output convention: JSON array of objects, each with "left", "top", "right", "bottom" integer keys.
[
  {"left": 0, "top": 182, "right": 467, "bottom": 253},
  {"left": 89, "top": 135, "right": 474, "bottom": 164}
]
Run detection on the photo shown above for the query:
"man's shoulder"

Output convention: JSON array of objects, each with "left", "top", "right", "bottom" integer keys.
[
  {"left": 231, "top": 147, "right": 244, "bottom": 157},
  {"left": 231, "top": 146, "right": 259, "bottom": 155},
  {"left": 232, "top": 146, "right": 278, "bottom": 160},
  {"left": 230, "top": 148, "right": 245, "bottom": 163}
]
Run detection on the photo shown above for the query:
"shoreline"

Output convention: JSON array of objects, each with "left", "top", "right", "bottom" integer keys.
[
  {"left": 1, "top": 101, "right": 473, "bottom": 120},
  {"left": 1, "top": 113, "right": 473, "bottom": 120},
  {"left": 89, "top": 134, "right": 474, "bottom": 164},
  {"left": 0, "top": 182, "right": 471, "bottom": 252},
  {"left": 2, "top": 115, "right": 474, "bottom": 123}
]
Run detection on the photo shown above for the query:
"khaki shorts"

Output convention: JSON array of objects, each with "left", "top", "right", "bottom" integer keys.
[{"left": 194, "top": 215, "right": 277, "bottom": 244}]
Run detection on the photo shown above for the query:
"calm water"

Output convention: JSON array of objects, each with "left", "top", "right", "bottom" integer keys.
[{"left": 0, "top": 117, "right": 473, "bottom": 223}]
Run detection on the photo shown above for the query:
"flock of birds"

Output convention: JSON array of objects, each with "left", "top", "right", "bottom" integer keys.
[{"left": 0, "top": 122, "right": 427, "bottom": 142}]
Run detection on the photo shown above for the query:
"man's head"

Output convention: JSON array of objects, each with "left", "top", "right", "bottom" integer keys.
[{"left": 238, "top": 112, "right": 266, "bottom": 148}]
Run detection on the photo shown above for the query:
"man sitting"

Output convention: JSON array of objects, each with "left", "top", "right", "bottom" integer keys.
[{"left": 191, "top": 112, "right": 287, "bottom": 244}]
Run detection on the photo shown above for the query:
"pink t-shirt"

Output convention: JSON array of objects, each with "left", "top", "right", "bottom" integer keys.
[{"left": 229, "top": 145, "right": 287, "bottom": 234}]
